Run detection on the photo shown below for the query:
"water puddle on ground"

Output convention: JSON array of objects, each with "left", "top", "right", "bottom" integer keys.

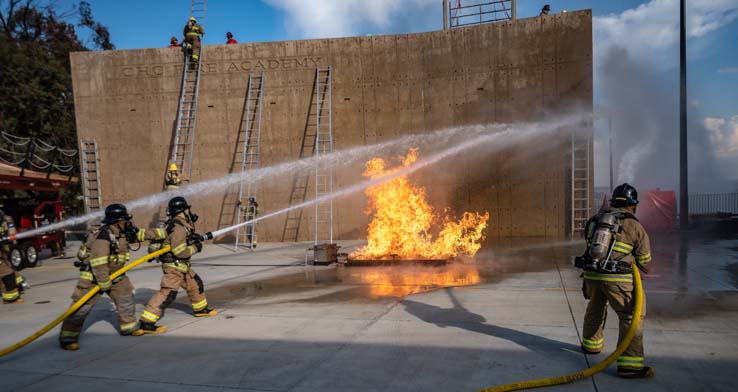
[
  {"left": 205, "top": 240, "right": 583, "bottom": 305},
  {"left": 205, "top": 261, "right": 490, "bottom": 304}
]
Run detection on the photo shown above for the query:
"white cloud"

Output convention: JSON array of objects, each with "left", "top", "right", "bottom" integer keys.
[
  {"left": 705, "top": 116, "right": 738, "bottom": 158},
  {"left": 594, "top": 0, "right": 738, "bottom": 67},
  {"left": 266, "top": 0, "right": 738, "bottom": 50},
  {"left": 265, "top": 0, "right": 435, "bottom": 39},
  {"left": 719, "top": 67, "right": 738, "bottom": 73}
]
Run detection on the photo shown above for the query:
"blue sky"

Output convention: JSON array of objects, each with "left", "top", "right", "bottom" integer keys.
[{"left": 65, "top": 0, "right": 738, "bottom": 189}]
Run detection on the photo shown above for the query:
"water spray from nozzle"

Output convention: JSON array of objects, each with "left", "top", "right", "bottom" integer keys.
[
  {"left": 203, "top": 118, "right": 575, "bottom": 241},
  {"left": 11, "top": 114, "right": 586, "bottom": 242}
]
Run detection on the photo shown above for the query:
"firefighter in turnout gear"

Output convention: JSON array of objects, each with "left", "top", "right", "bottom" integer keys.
[
  {"left": 165, "top": 163, "right": 182, "bottom": 191},
  {"left": 135, "top": 197, "right": 217, "bottom": 335},
  {"left": 578, "top": 183, "right": 654, "bottom": 378},
  {"left": 0, "top": 208, "right": 23, "bottom": 304},
  {"left": 237, "top": 197, "right": 258, "bottom": 248},
  {"left": 183, "top": 16, "right": 204, "bottom": 63},
  {"left": 58, "top": 204, "right": 166, "bottom": 350}
]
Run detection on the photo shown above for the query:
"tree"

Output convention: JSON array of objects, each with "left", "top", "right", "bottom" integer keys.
[
  {"left": 0, "top": 0, "right": 113, "bottom": 152},
  {"left": 0, "top": 0, "right": 113, "bottom": 214}
]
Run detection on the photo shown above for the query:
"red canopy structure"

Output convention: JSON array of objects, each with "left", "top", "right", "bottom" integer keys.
[
  {"left": 0, "top": 162, "right": 77, "bottom": 192},
  {"left": 637, "top": 189, "right": 676, "bottom": 232}
]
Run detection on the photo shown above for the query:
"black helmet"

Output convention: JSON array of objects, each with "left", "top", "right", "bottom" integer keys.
[
  {"left": 610, "top": 183, "right": 639, "bottom": 207},
  {"left": 102, "top": 204, "right": 132, "bottom": 224},
  {"left": 226, "top": 32, "right": 233, "bottom": 38},
  {"left": 167, "top": 196, "right": 191, "bottom": 217},
  {"left": 543, "top": 4, "right": 551, "bottom": 11}
]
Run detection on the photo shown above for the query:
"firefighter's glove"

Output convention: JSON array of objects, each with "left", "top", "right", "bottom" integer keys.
[
  {"left": 189, "top": 233, "right": 204, "bottom": 253},
  {"left": 123, "top": 221, "right": 140, "bottom": 243}
]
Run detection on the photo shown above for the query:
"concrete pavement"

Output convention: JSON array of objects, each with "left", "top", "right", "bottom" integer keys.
[{"left": 1, "top": 234, "right": 737, "bottom": 391}]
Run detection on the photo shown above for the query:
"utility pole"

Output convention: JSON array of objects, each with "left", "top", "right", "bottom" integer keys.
[
  {"left": 609, "top": 115, "right": 614, "bottom": 192},
  {"left": 443, "top": 0, "right": 449, "bottom": 29},
  {"left": 679, "top": 0, "right": 689, "bottom": 229},
  {"left": 511, "top": 0, "right": 516, "bottom": 20}
]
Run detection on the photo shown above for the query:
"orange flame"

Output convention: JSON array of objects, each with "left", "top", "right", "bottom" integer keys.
[{"left": 351, "top": 149, "right": 489, "bottom": 260}]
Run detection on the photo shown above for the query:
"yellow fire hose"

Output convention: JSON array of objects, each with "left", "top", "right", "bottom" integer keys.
[
  {"left": 477, "top": 267, "right": 644, "bottom": 392},
  {"left": 0, "top": 246, "right": 171, "bottom": 358}
]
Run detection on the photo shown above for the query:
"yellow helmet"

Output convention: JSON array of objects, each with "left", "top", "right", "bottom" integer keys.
[
  {"left": 189, "top": 16, "right": 197, "bottom": 22},
  {"left": 169, "top": 164, "right": 178, "bottom": 171}
]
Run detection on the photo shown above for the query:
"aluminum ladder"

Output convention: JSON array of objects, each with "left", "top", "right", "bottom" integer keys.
[
  {"left": 234, "top": 73, "right": 265, "bottom": 249},
  {"left": 313, "top": 67, "right": 334, "bottom": 245},
  {"left": 79, "top": 139, "right": 103, "bottom": 214},
  {"left": 571, "top": 128, "right": 591, "bottom": 238},
  {"left": 281, "top": 69, "right": 321, "bottom": 242},
  {"left": 168, "top": 0, "right": 207, "bottom": 182}
]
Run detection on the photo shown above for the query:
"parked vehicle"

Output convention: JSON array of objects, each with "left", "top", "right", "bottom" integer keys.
[{"left": 4, "top": 197, "right": 65, "bottom": 269}]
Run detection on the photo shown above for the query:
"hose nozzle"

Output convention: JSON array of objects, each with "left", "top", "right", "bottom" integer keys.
[{"left": 191, "top": 232, "right": 214, "bottom": 244}]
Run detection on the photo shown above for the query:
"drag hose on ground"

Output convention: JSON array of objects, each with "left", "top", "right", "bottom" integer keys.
[
  {"left": 0, "top": 246, "right": 171, "bottom": 357},
  {"left": 477, "top": 267, "right": 644, "bottom": 392}
]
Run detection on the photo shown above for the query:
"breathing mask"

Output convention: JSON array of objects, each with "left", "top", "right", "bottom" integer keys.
[{"left": 123, "top": 220, "right": 140, "bottom": 243}]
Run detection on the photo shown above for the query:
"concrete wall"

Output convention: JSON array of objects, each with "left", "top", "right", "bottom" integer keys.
[{"left": 71, "top": 11, "right": 593, "bottom": 241}]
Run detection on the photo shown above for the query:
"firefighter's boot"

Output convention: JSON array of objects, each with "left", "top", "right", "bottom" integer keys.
[
  {"left": 132, "top": 322, "right": 166, "bottom": 336},
  {"left": 581, "top": 344, "right": 602, "bottom": 355},
  {"left": 194, "top": 307, "right": 217, "bottom": 317},
  {"left": 61, "top": 342, "right": 80, "bottom": 351},
  {"left": 3, "top": 297, "right": 23, "bottom": 304},
  {"left": 618, "top": 367, "right": 655, "bottom": 379}
]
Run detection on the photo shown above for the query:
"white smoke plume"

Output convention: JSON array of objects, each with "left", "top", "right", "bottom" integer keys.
[{"left": 594, "top": 0, "right": 738, "bottom": 192}]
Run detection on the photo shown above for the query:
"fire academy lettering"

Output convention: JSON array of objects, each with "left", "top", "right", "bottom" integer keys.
[{"left": 120, "top": 57, "right": 321, "bottom": 78}]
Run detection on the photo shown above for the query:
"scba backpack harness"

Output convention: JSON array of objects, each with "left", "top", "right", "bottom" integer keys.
[{"left": 575, "top": 211, "right": 639, "bottom": 274}]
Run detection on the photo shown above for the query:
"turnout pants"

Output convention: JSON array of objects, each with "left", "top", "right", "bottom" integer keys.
[
  {"left": 582, "top": 278, "right": 646, "bottom": 371},
  {"left": 59, "top": 276, "right": 138, "bottom": 344},
  {"left": 140, "top": 265, "right": 207, "bottom": 324},
  {"left": 184, "top": 36, "right": 201, "bottom": 61},
  {"left": 0, "top": 261, "right": 20, "bottom": 303}
]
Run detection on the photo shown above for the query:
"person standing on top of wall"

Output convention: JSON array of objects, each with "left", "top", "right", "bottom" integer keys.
[
  {"left": 226, "top": 32, "right": 237, "bottom": 45},
  {"left": 168, "top": 36, "right": 180, "bottom": 48},
  {"left": 540, "top": 4, "right": 551, "bottom": 15}
]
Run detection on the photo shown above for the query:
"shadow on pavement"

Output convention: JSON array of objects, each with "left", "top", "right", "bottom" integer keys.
[{"left": 402, "top": 288, "right": 584, "bottom": 359}]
